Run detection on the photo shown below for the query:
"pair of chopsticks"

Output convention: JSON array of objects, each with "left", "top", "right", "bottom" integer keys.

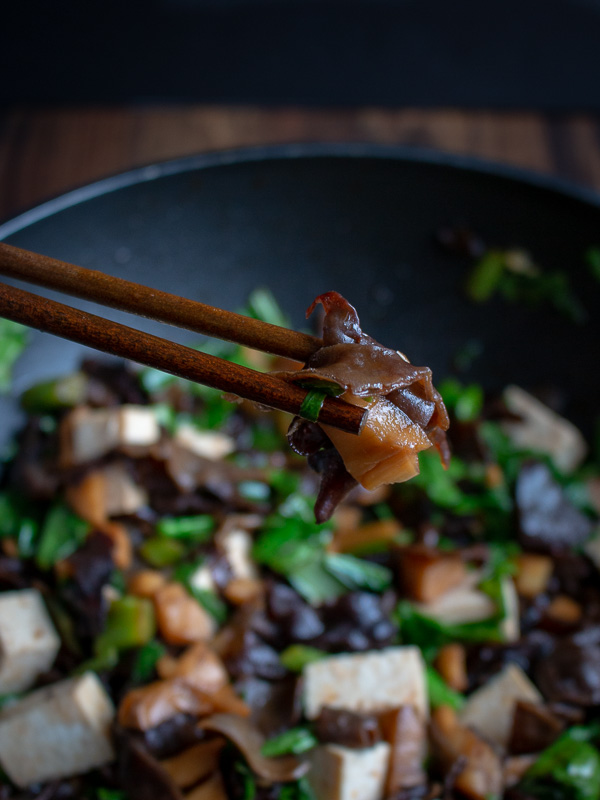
[{"left": 0, "top": 243, "right": 366, "bottom": 435}]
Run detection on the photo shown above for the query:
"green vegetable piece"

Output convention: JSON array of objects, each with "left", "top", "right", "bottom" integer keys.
[
  {"left": 426, "top": 665, "right": 466, "bottom": 711},
  {"left": 73, "top": 646, "right": 119, "bottom": 676},
  {"left": 36, "top": 504, "right": 89, "bottom": 570},
  {"left": 520, "top": 727, "right": 600, "bottom": 800},
  {"left": 156, "top": 514, "right": 216, "bottom": 541},
  {"left": 96, "top": 790, "right": 129, "bottom": 800},
  {"left": 95, "top": 595, "right": 155, "bottom": 655},
  {"left": 0, "top": 319, "right": 29, "bottom": 393},
  {"left": 323, "top": 553, "right": 393, "bottom": 592},
  {"left": 289, "top": 556, "right": 347, "bottom": 605},
  {"left": 261, "top": 727, "right": 318, "bottom": 757},
  {"left": 396, "top": 600, "right": 504, "bottom": 649},
  {"left": 439, "top": 378, "right": 484, "bottom": 422},
  {"left": 139, "top": 536, "right": 186, "bottom": 567},
  {"left": 280, "top": 645, "right": 327, "bottom": 672},
  {"left": 131, "top": 640, "right": 167, "bottom": 684},
  {"left": 279, "top": 779, "right": 317, "bottom": 800},
  {"left": 191, "top": 588, "right": 229, "bottom": 625},
  {"left": 466, "top": 251, "right": 506, "bottom": 302},
  {"left": 21, "top": 371, "right": 88, "bottom": 412},
  {"left": 586, "top": 246, "right": 600, "bottom": 282},
  {"left": 246, "top": 288, "right": 289, "bottom": 327},
  {"left": 234, "top": 758, "right": 257, "bottom": 800},
  {"left": 299, "top": 390, "right": 327, "bottom": 423}
]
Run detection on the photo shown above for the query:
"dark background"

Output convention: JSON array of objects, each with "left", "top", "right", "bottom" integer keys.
[{"left": 3, "top": 0, "right": 600, "bottom": 108}]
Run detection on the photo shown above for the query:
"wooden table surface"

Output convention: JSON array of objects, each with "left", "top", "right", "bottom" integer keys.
[{"left": 2, "top": 107, "right": 600, "bottom": 222}]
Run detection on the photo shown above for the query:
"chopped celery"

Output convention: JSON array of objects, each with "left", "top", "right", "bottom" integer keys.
[
  {"left": 131, "top": 640, "right": 167, "bottom": 683},
  {"left": 439, "top": 378, "right": 484, "bottom": 422},
  {"left": 465, "top": 251, "right": 506, "bottom": 302},
  {"left": 21, "top": 371, "right": 88, "bottom": 412},
  {"left": 323, "top": 553, "right": 393, "bottom": 593},
  {"left": 426, "top": 665, "right": 466, "bottom": 711},
  {"left": 0, "top": 319, "right": 29, "bottom": 392},
  {"left": 396, "top": 600, "right": 505, "bottom": 648},
  {"left": 156, "top": 514, "right": 215, "bottom": 541},
  {"left": 519, "top": 727, "right": 600, "bottom": 800},
  {"left": 586, "top": 246, "right": 600, "bottom": 281},
  {"left": 36, "top": 504, "right": 89, "bottom": 569},
  {"left": 95, "top": 596, "right": 155, "bottom": 655},
  {"left": 280, "top": 645, "right": 327, "bottom": 672},
  {"left": 245, "top": 288, "right": 289, "bottom": 327},
  {"left": 261, "top": 727, "right": 318, "bottom": 757},
  {"left": 139, "top": 537, "right": 186, "bottom": 567}
]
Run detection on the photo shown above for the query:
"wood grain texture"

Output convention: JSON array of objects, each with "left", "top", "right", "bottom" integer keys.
[{"left": 1, "top": 107, "right": 600, "bottom": 221}]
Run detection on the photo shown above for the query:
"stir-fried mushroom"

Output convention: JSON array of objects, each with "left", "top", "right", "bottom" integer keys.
[{"left": 281, "top": 292, "right": 449, "bottom": 521}]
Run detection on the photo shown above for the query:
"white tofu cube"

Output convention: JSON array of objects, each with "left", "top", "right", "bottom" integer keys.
[
  {"left": 175, "top": 424, "right": 235, "bottom": 461},
  {"left": 0, "top": 672, "right": 115, "bottom": 787},
  {"left": 460, "top": 663, "right": 542, "bottom": 748},
  {"left": 62, "top": 405, "right": 160, "bottom": 465},
  {"left": 303, "top": 646, "right": 427, "bottom": 720},
  {"left": 119, "top": 405, "right": 161, "bottom": 447},
  {"left": 307, "top": 743, "right": 390, "bottom": 800},
  {"left": 0, "top": 589, "right": 60, "bottom": 693},
  {"left": 501, "top": 386, "right": 587, "bottom": 474}
]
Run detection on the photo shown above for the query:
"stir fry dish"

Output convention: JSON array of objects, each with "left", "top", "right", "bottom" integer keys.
[{"left": 0, "top": 291, "right": 599, "bottom": 800}]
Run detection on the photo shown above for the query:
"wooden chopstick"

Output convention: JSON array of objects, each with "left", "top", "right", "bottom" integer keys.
[
  {"left": 0, "top": 255, "right": 366, "bottom": 436},
  {"left": 0, "top": 243, "right": 321, "bottom": 362}
]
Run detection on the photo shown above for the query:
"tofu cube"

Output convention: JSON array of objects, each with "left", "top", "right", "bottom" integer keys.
[
  {"left": 175, "top": 424, "right": 235, "bottom": 460},
  {"left": 307, "top": 743, "right": 391, "bottom": 800},
  {"left": 119, "top": 405, "right": 161, "bottom": 447},
  {"left": 0, "top": 672, "right": 115, "bottom": 787},
  {"left": 460, "top": 663, "right": 542, "bottom": 748},
  {"left": 0, "top": 589, "right": 60, "bottom": 693},
  {"left": 62, "top": 405, "right": 160, "bottom": 465},
  {"left": 303, "top": 646, "right": 427, "bottom": 720},
  {"left": 501, "top": 386, "right": 587, "bottom": 474}
]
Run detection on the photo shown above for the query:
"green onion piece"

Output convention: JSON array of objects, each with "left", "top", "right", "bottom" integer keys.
[
  {"left": 465, "top": 251, "right": 506, "bottom": 302},
  {"left": 139, "top": 537, "right": 186, "bottom": 567},
  {"left": 279, "top": 778, "right": 317, "bottom": 800},
  {"left": 96, "top": 790, "right": 129, "bottom": 800},
  {"left": 0, "top": 319, "right": 29, "bottom": 393},
  {"left": 246, "top": 288, "right": 289, "bottom": 327},
  {"left": 426, "top": 665, "right": 466, "bottom": 711},
  {"left": 156, "top": 514, "right": 216, "bottom": 541},
  {"left": 73, "top": 646, "right": 119, "bottom": 676},
  {"left": 234, "top": 759, "right": 257, "bottom": 800},
  {"left": 261, "top": 727, "right": 318, "bottom": 757},
  {"left": 36, "top": 504, "right": 89, "bottom": 570},
  {"left": 280, "top": 645, "right": 327, "bottom": 672},
  {"left": 95, "top": 596, "right": 156, "bottom": 655},
  {"left": 131, "top": 640, "right": 167, "bottom": 684},
  {"left": 21, "top": 372, "right": 88, "bottom": 412},
  {"left": 520, "top": 727, "right": 600, "bottom": 800},
  {"left": 323, "top": 553, "right": 393, "bottom": 593},
  {"left": 299, "top": 390, "right": 327, "bottom": 423},
  {"left": 396, "top": 600, "right": 504, "bottom": 649},
  {"left": 586, "top": 246, "right": 600, "bottom": 281},
  {"left": 190, "top": 588, "right": 228, "bottom": 625}
]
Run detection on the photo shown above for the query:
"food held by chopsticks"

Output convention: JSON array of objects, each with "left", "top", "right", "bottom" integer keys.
[
  {"left": 280, "top": 292, "right": 449, "bottom": 522},
  {"left": 0, "top": 287, "right": 599, "bottom": 800}
]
